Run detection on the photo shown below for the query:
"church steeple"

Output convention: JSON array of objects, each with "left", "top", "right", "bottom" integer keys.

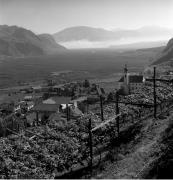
[
  {"left": 124, "top": 64, "right": 129, "bottom": 85},
  {"left": 124, "top": 64, "right": 128, "bottom": 74}
]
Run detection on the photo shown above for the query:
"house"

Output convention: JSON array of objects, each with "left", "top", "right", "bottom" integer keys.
[
  {"left": 33, "top": 103, "right": 59, "bottom": 113},
  {"left": 32, "top": 103, "right": 59, "bottom": 124},
  {"left": 41, "top": 96, "right": 71, "bottom": 114},
  {"left": 118, "top": 65, "right": 145, "bottom": 95}
]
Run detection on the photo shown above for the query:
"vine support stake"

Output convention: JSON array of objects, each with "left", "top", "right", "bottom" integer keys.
[
  {"left": 116, "top": 92, "right": 120, "bottom": 138},
  {"left": 66, "top": 104, "right": 69, "bottom": 121},
  {"left": 89, "top": 118, "right": 93, "bottom": 176},
  {"left": 100, "top": 95, "right": 104, "bottom": 121},
  {"left": 153, "top": 66, "right": 157, "bottom": 119}
]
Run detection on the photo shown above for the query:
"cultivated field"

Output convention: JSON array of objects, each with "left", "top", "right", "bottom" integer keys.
[{"left": 0, "top": 48, "right": 159, "bottom": 88}]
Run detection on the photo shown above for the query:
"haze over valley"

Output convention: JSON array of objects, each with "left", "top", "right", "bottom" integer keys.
[
  {"left": 0, "top": 0, "right": 173, "bottom": 87},
  {"left": 53, "top": 26, "right": 172, "bottom": 49}
]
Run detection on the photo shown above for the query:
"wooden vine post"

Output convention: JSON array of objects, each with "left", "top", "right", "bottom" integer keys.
[
  {"left": 66, "top": 104, "right": 69, "bottom": 121},
  {"left": 153, "top": 66, "right": 157, "bottom": 119},
  {"left": 116, "top": 91, "right": 120, "bottom": 138},
  {"left": 100, "top": 95, "right": 104, "bottom": 121},
  {"left": 88, "top": 118, "right": 93, "bottom": 176},
  {"left": 86, "top": 99, "right": 89, "bottom": 114},
  {"left": 68, "top": 105, "right": 70, "bottom": 121},
  {"left": 36, "top": 112, "right": 39, "bottom": 126}
]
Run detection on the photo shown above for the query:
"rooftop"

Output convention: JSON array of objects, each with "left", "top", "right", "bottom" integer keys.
[
  {"left": 33, "top": 103, "right": 59, "bottom": 112},
  {"left": 119, "top": 75, "right": 144, "bottom": 83},
  {"left": 42, "top": 96, "right": 71, "bottom": 105}
]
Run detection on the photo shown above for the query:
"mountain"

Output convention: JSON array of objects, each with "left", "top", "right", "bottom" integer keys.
[
  {"left": 53, "top": 26, "right": 173, "bottom": 44},
  {"left": 0, "top": 25, "right": 66, "bottom": 57},
  {"left": 53, "top": 26, "right": 118, "bottom": 42},
  {"left": 152, "top": 37, "right": 173, "bottom": 65}
]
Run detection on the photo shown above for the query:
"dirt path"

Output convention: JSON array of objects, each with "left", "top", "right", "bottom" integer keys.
[{"left": 93, "top": 110, "right": 173, "bottom": 179}]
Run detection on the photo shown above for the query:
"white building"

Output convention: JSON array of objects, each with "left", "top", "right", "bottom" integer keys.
[{"left": 118, "top": 65, "right": 145, "bottom": 95}]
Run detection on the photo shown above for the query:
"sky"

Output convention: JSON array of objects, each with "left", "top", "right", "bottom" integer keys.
[{"left": 0, "top": 0, "right": 173, "bottom": 34}]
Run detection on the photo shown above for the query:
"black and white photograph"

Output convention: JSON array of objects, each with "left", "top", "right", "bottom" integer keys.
[{"left": 0, "top": 0, "right": 173, "bottom": 178}]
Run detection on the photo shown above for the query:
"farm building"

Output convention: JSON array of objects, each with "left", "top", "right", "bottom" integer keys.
[
  {"left": 32, "top": 96, "right": 71, "bottom": 124},
  {"left": 32, "top": 103, "right": 59, "bottom": 125}
]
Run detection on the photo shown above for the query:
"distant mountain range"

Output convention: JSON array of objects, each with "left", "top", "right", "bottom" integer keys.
[
  {"left": 1, "top": 25, "right": 172, "bottom": 57},
  {"left": 53, "top": 26, "right": 117, "bottom": 42},
  {"left": 0, "top": 25, "right": 66, "bottom": 57},
  {"left": 53, "top": 26, "right": 173, "bottom": 43}
]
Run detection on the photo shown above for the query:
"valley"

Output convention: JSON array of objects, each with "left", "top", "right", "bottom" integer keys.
[{"left": 0, "top": 48, "right": 160, "bottom": 89}]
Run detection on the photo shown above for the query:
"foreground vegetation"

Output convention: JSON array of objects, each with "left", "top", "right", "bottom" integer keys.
[{"left": 0, "top": 79, "right": 173, "bottom": 178}]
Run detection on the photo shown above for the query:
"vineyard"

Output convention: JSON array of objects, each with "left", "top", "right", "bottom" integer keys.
[{"left": 0, "top": 81, "right": 173, "bottom": 178}]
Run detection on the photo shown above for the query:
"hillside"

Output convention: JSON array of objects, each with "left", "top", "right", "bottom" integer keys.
[
  {"left": 152, "top": 37, "right": 173, "bottom": 65},
  {"left": 37, "top": 33, "right": 66, "bottom": 54},
  {"left": 0, "top": 25, "right": 66, "bottom": 57}
]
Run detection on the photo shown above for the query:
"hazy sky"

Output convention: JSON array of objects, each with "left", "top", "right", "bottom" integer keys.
[{"left": 0, "top": 0, "right": 173, "bottom": 34}]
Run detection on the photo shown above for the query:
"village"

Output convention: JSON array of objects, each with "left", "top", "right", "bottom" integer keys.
[
  {"left": 0, "top": 65, "right": 172, "bottom": 136},
  {"left": 0, "top": 65, "right": 173, "bottom": 178}
]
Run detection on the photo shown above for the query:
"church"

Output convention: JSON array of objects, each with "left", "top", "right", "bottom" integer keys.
[{"left": 118, "top": 65, "right": 145, "bottom": 95}]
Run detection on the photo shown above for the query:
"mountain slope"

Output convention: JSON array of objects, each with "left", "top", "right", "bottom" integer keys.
[
  {"left": 0, "top": 25, "right": 66, "bottom": 57},
  {"left": 38, "top": 33, "right": 66, "bottom": 54},
  {"left": 152, "top": 37, "right": 173, "bottom": 65}
]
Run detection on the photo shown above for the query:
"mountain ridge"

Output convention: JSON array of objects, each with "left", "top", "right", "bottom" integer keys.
[
  {"left": 0, "top": 25, "right": 66, "bottom": 57},
  {"left": 152, "top": 37, "right": 173, "bottom": 65}
]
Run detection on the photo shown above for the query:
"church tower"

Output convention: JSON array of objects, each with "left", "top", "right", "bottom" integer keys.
[
  {"left": 124, "top": 64, "right": 129, "bottom": 85},
  {"left": 123, "top": 64, "right": 130, "bottom": 95}
]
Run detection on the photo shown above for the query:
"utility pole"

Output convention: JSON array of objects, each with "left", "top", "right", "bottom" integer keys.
[
  {"left": 153, "top": 66, "right": 157, "bottom": 118},
  {"left": 116, "top": 91, "right": 120, "bottom": 138},
  {"left": 100, "top": 95, "right": 104, "bottom": 121},
  {"left": 88, "top": 118, "right": 93, "bottom": 176}
]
